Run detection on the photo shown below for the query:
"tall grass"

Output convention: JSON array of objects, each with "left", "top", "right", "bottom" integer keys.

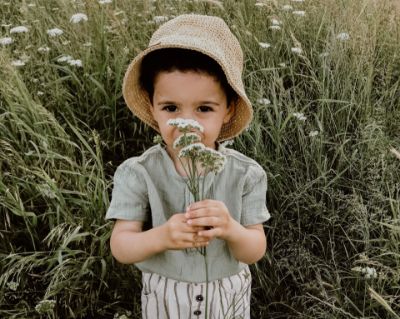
[{"left": 1, "top": 0, "right": 399, "bottom": 318}]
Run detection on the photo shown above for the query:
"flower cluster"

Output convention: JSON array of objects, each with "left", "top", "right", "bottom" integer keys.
[
  {"left": 35, "top": 299, "right": 56, "bottom": 314},
  {"left": 173, "top": 132, "right": 201, "bottom": 149},
  {"left": 167, "top": 118, "right": 204, "bottom": 133}
]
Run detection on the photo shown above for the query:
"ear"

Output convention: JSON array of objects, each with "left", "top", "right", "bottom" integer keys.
[{"left": 223, "top": 101, "right": 236, "bottom": 124}]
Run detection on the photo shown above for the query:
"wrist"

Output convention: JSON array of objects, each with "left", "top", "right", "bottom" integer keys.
[
  {"left": 153, "top": 224, "right": 169, "bottom": 252},
  {"left": 222, "top": 217, "right": 241, "bottom": 242}
]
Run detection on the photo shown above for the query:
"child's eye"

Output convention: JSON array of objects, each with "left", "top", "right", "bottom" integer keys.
[
  {"left": 198, "top": 105, "right": 213, "bottom": 112},
  {"left": 162, "top": 105, "right": 178, "bottom": 112}
]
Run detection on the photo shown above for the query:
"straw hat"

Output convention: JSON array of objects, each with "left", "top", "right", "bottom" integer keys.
[{"left": 122, "top": 14, "right": 253, "bottom": 141}]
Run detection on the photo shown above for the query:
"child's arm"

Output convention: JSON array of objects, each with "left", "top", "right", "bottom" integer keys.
[
  {"left": 185, "top": 200, "right": 266, "bottom": 264},
  {"left": 110, "top": 214, "right": 209, "bottom": 264}
]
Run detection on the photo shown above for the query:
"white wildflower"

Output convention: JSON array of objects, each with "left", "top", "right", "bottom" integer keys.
[
  {"left": 269, "top": 25, "right": 281, "bottom": 30},
  {"left": 7, "top": 281, "right": 19, "bottom": 291},
  {"left": 291, "top": 47, "right": 303, "bottom": 54},
  {"left": 37, "top": 183, "right": 57, "bottom": 199},
  {"left": 220, "top": 139, "right": 234, "bottom": 147},
  {"left": 70, "top": 13, "right": 88, "bottom": 24},
  {"left": 271, "top": 19, "right": 281, "bottom": 26},
  {"left": 167, "top": 118, "right": 204, "bottom": 133},
  {"left": 62, "top": 40, "right": 71, "bottom": 46},
  {"left": 352, "top": 266, "right": 378, "bottom": 279},
  {"left": 278, "top": 62, "right": 286, "bottom": 67},
  {"left": 293, "top": 10, "right": 306, "bottom": 16},
  {"left": 293, "top": 112, "right": 307, "bottom": 121},
  {"left": 282, "top": 4, "right": 293, "bottom": 11},
  {"left": 10, "top": 26, "right": 29, "bottom": 33},
  {"left": 47, "top": 28, "right": 63, "bottom": 37},
  {"left": 179, "top": 143, "right": 206, "bottom": 158},
  {"left": 0, "top": 37, "right": 13, "bottom": 45},
  {"left": 336, "top": 32, "right": 350, "bottom": 41},
  {"left": 11, "top": 59, "right": 25, "bottom": 67},
  {"left": 57, "top": 55, "right": 73, "bottom": 62},
  {"left": 257, "top": 98, "right": 271, "bottom": 105},
  {"left": 199, "top": 147, "right": 227, "bottom": 174},
  {"left": 98, "top": 0, "right": 112, "bottom": 4},
  {"left": 37, "top": 46, "right": 50, "bottom": 53},
  {"left": 173, "top": 133, "right": 201, "bottom": 149},
  {"left": 309, "top": 130, "right": 319, "bottom": 137},
  {"left": 153, "top": 16, "right": 169, "bottom": 24},
  {"left": 259, "top": 42, "right": 271, "bottom": 49},
  {"left": 35, "top": 299, "right": 56, "bottom": 314},
  {"left": 67, "top": 59, "right": 83, "bottom": 67},
  {"left": 37, "top": 91, "right": 44, "bottom": 96}
]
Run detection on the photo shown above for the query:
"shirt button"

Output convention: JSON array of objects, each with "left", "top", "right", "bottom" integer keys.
[
  {"left": 193, "top": 310, "right": 202, "bottom": 316},
  {"left": 195, "top": 294, "right": 204, "bottom": 302}
]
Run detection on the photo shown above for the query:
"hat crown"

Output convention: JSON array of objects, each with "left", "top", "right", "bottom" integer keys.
[{"left": 149, "top": 14, "right": 243, "bottom": 73}]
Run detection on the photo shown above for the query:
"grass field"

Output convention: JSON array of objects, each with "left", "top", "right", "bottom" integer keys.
[{"left": 1, "top": 0, "right": 399, "bottom": 318}]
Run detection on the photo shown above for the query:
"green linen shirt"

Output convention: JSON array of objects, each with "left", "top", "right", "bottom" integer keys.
[{"left": 106, "top": 143, "right": 270, "bottom": 283}]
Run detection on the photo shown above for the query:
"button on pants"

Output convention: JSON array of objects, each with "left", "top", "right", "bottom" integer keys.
[{"left": 141, "top": 266, "right": 251, "bottom": 319}]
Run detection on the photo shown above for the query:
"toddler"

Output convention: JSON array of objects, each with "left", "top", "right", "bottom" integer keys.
[{"left": 106, "top": 14, "right": 271, "bottom": 318}]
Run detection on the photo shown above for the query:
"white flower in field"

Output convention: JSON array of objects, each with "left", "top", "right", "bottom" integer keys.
[
  {"left": 67, "top": 59, "right": 83, "bottom": 67},
  {"left": 47, "top": 28, "right": 63, "bottom": 37},
  {"left": 352, "top": 266, "right": 378, "bottom": 279},
  {"left": 62, "top": 40, "right": 71, "bottom": 46},
  {"left": 255, "top": 2, "right": 268, "bottom": 7},
  {"left": 70, "top": 13, "right": 88, "bottom": 24},
  {"left": 291, "top": 47, "right": 303, "bottom": 54},
  {"left": 37, "top": 46, "right": 50, "bottom": 53},
  {"left": 309, "top": 130, "right": 319, "bottom": 137},
  {"left": 11, "top": 59, "right": 25, "bottom": 67},
  {"left": 220, "top": 139, "right": 234, "bottom": 147},
  {"left": 168, "top": 118, "right": 204, "bottom": 133},
  {"left": 98, "top": 0, "right": 112, "bottom": 3},
  {"left": 278, "top": 62, "right": 286, "bottom": 67},
  {"left": 7, "top": 281, "right": 19, "bottom": 291},
  {"left": 57, "top": 55, "right": 73, "bottom": 62},
  {"left": 35, "top": 299, "right": 56, "bottom": 314},
  {"left": 336, "top": 32, "right": 350, "bottom": 41},
  {"left": 0, "top": 37, "right": 13, "bottom": 45},
  {"left": 282, "top": 5, "right": 293, "bottom": 11},
  {"left": 293, "top": 112, "right": 307, "bottom": 121},
  {"left": 269, "top": 25, "right": 281, "bottom": 31},
  {"left": 257, "top": 98, "right": 271, "bottom": 105},
  {"left": 37, "top": 91, "right": 44, "bottom": 96},
  {"left": 173, "top": 133, "right": 201, "bottom": 149},
  {"left": 10, "top": 26, "right": 29, "bottom": 33},
  {"left": 293, "top": 10, "right": 306, "bottom": 16},
  {"left": 259, "top": 42, "right": 271, "bottom": 49},
  {"left": 153, "top": 15, "right": 169, "bottom": 24},
  {"left": 271, "top": 18, "right": 281, "bottom": 25}
]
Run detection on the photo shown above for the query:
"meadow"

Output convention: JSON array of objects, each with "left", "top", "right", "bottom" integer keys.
[{"left": 1, "top": 0, "right": 399, "bottom": 318}]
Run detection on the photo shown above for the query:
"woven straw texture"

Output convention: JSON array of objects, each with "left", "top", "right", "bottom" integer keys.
[{"left": 122, "top": 14, "right": 253, "bottom": 141}]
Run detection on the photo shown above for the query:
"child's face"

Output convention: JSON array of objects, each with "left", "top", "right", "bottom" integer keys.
[{"left": 150, "top": 70, "right": 234, "bottom": 155}]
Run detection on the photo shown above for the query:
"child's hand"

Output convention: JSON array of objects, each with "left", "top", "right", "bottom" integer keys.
[
  {"left": 162, "top": 213, "right": 209, "bottom": 250},
  {"left": 185, "top": 200, "right": 234, "bottom": 242}
]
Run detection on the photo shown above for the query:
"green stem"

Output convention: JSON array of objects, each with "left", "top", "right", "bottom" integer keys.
[{"left": 204, "top": 248, "right": 209, "bottom": 319}]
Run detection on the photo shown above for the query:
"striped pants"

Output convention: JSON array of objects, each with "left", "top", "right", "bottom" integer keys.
[{"left": 141, "top": 266, "right": 251, "bottom": 319}]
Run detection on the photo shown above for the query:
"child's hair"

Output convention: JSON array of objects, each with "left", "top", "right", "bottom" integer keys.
[{"left": 139, "top": 48, "right": 238, "bottom": 106}]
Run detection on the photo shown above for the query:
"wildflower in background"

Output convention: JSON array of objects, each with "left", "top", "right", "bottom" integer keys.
[
  {"left": 37, "top": 91, "right": 44, "bottom": 96},
  {"left": 35, "top": 299, "right": 56, "bottom": 314},
  {"left": 269, "top": 25, "right": 281, "bottom": 31},
  {"left": 153, "top": 16, "right": 169, "bottom": 24},
  {"left": 282, "top": 4, "right": 293, "bottom": 10},
  {"left": 0, "top": 37, "right": 13, "bottom": 45},
  {"left": 47, "top": 28, "right": 63, "bottom": 37},
  {"left": 293, "top": 112, "right": 307, "bottom": 121},
  {"left": 62, "top": 40, "right": 71, "bottom": 46},
  {"left": 57, "top": 55, "right": 73, "bottom": 62},
  {"left": 99, "top": 0, "right": 112, "bottom": 3},
  {"left": 221, "top": 139, "right": 234, "bottom": 147},
  {"left": 259, "top": 42, "right": 271, "bottom": 49},
  {"left": 67, "top": 59, "right": 83, "bottom": 67},
  {"left": 153, "top": 134, "right": 163, "bottom": 144},
  {"left": 257, "top": 98, "right": 271, "bottom": 105},
  {"left": 352, "top": 266, "right": 378, "bottom": 279},
  {"left": 37, "top": 183, "right": 57, "bottom": 199},
  {"left": 278, "top": 62, "right": 286, "bottom": 67},
  {"left": 37, "top": 46, "right": 50, "bottom": 53},
  {"left": 293, "top": 10, "right": 306, "bottom": 16},
  {"left": 337, "top": 32, "right": 350, "bottom": 41},
  {"left": 291, "top": 47, "right": 302, "bottom": 54},
  {"left": 70, "top": 13, "right": 88, "bottom": 24},
  {"left": 309, "top": 130, "right": 319, "bottom": 137},
  {"left": 7, "top": 281, "right": 18, "bottom": 291},
  {"left": 271, "top": 19, "right": 281, "bottom": 26},
  {"left": 11, "top": 60, "right": 25, "bottom": 67},
  {"left": 10, "top": 26, "right": 29, "bottom": 33}
]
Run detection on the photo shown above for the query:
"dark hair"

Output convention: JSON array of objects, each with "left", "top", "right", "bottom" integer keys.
[{"left": 139, "top": 48, "right": 238, "bottom": 106}]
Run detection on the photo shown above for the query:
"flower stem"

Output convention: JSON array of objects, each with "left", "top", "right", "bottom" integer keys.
[{"left": 204, "top": 248, "right": 209, "bottom": 319}]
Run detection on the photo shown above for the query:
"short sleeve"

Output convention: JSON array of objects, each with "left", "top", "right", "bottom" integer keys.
[
  {"left": 105, "top": 162, "right": 149, "bottom": 221},
  {"left": 240, "top": 165, "right": 271, "bottom": 226}
]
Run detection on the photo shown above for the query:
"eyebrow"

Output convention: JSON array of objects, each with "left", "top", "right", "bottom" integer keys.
[{"left": 157, "top": 100, "right": 220, "bottom": 106}]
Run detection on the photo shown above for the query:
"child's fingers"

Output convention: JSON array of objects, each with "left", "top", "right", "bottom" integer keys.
[{"left": 197, "top": 227, "right": 220, "bottom": 239}]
